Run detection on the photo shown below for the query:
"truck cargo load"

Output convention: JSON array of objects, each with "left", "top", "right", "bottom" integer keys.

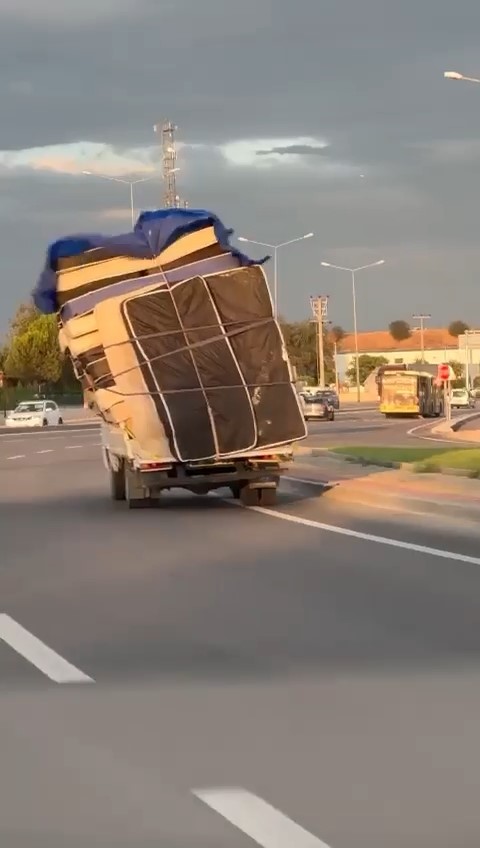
[{"left": 33, "top": 209, "right": 306, "bottom": 501}]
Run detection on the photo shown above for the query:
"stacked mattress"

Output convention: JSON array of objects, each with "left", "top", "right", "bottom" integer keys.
[{"left": 34, "top": 208, "right": 306, "bottom": 462}]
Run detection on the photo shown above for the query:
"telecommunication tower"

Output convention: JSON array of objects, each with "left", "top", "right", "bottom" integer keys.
[{"left": 154, "top": 121, "right": 188, "bottom": 208}]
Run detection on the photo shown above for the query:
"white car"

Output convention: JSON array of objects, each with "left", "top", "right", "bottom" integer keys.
[
  {"left": 5, "top": 400, "right": 64, "bottom": 428},
  {"left": 449, "top": 388, "right": 475, "bottom": 410}
]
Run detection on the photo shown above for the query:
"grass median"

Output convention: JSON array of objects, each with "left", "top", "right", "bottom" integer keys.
[
  {"left": 331, "top": 446, "right": 464, "bottom": 464},
  {"left": 415, "top": 448, "right": 480, "bottom": 476},
  {"left": 331, "top": 445, "right": 480, "bottom": 476}
]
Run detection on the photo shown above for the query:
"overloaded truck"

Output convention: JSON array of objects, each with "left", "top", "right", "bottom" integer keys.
[{"left": 33, "top": 208, "right": 307, "bottom": 507}]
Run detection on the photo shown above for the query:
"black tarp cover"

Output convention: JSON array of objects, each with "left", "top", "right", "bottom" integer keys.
[{"left": 121, "top": 265, "right": 306, "bottom": 462}]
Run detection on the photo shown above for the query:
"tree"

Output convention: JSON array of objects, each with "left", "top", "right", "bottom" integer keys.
[
  {"left": 448, "top": 320, "right": 469, "bottom": 337},
  {"left": 5, "top": 313, "right": 62, "bottom": 385},
  {"left": 331, "top": 325, "right": 346, "bottom": 343},
  {"left": 446, "top": 360, "right": 465, "bottom": 388},
  {"left": 9, "top": 302, "right": 40, "bottom": 337},
  {"left": 447, "top": 360, "right": 464, "bottom": 379},
  {"left": 388, "top": 320, "right": 411, "bottom": 341},
  {"left": 281, "top": 320, "right": 335, "bottom": 383},
  {"left": 346, "top": 354, "right": 389, "bottom": 385}
]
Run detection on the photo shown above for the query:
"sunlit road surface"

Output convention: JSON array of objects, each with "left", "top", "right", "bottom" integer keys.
[
  {"left": 306, "top": 405, "right": 475, "bottom": 447},
  {"left": 1, "top": 429, "right": 480, "bottom": 847}
]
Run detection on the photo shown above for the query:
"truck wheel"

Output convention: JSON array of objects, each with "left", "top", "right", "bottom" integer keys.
[
  {"left": 239, "top": 484, "right": 259, "bottom": 506},
  {"left": 110, "top": 462, "right": 126, "bottom": 501},
  {"left": 229, "top": 483, "right": 241, "bottom": 499},
  {"left": 128, "top": 497, "right": 148, "bottom": 509},
  {"left": 125, "top": 467, "right": 149, "bottom": 508},
  {"left": 258, "top": 487, "right": 277, "bottom": 507}
]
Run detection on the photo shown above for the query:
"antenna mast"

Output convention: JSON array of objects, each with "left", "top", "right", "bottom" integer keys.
[{"left": 155, "top": 120, "right": 188, "bottom": 209}]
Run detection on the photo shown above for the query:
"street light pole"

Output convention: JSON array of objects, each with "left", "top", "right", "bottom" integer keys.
[
  {"left": 273, "top": 247, "right": 278, "bottom": 317},
  {"left": 238, "top": 233, "right": 314, "bottom": 319},
  {"left": 321, "top": 259, "right": 385, "bottom": 402},
  {"left": 351, "top": 269, "right": 361, "bottom": 400},
  {"left": 82, "top": 171, "right": 162, "bottom": 228}
]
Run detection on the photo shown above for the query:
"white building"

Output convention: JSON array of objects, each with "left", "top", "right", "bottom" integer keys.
[{"left": 335, "top": 328, "right": 480, "bottom": 384}]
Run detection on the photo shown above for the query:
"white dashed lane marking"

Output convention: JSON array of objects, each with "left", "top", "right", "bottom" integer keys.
[
  {"left": 3, "top": 442, "right": 102, "bottom": 461},
  {"left": 0, "top": 614, "right": 93, "bottom": 684},
  {"left": 194, "top": 787, "right": 332, "bottom": 847}
]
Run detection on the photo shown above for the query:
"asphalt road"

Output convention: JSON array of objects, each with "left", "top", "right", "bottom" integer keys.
[
  {"left": 2, "top": 428, "right": 480, "bottom": 847},
  {"left": 306, "top": 405, "right": 478, "bottom": 447}
]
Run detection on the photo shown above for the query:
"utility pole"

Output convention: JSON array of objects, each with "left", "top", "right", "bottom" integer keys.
[
  {"left": 412, "top": 313, "right": 431, "bottom": 362},
  {"left": 310, "top": 295, "right": 329, "bottom": 388}
]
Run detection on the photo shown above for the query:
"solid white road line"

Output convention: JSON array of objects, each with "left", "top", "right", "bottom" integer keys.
[
  {"left": 283, "top": 475, "right": 328, "bottom": 487},
  {"left": 7, "top": 454, "right": 25, "bottom": 460},
  {"left": 37, "top": 449, "right": 54, "bottom": 454},
  {"left": 193, "top": 787, "right": 331, "bottom": 848},
  {"left": 0, "top": 614, "right": 93, "bottom": 684},
  {"left": 228, "top": 501, "right": 480, "bottom": 566},
  {"left": 65, "top": 445, "right": 83, "bottom": 449},
  {"left": 407, "top": 418, "right": 480, "bottom": 445}
]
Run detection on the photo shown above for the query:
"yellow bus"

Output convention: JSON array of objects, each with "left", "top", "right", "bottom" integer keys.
[{"left": 379, "top": 366, "right": 444, "bottom": 418}]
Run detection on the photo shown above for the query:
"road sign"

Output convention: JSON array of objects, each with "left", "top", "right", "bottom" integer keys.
[{"left": 437, "top": 363, "right": 451, "bottom": 381}]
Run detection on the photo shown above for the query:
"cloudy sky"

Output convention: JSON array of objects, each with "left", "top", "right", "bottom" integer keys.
[{"left": 1, "top": 0, "right": 480, "bottom": 334}]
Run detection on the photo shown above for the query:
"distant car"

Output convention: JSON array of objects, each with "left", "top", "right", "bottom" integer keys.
[
  {"left": 315, "top": 389, "right": 340, "bottom": 410},
  {"left": 5, "top": 400, "right": 64, "bottom": 428},
  {"left": 449, "top": 388, "right": 475, "bottom": 410},
  {"left": 301, "top": 393, "right": 335, "bottom": 421}
]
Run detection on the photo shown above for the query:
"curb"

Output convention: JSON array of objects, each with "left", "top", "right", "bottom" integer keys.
[
  {"left": 451, "top": 411, "right": 480, "bottom": 432},
  {"left": 432, "top": 410, "right": 480, "bottom": 435},
  {"left": 63, "top": 417, "right": 99, "bottom": 424}
]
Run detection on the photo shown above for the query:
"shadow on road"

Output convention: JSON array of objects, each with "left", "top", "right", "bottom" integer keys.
[{"left": 2, "top": 484, "right": 480, "bottom": 687}]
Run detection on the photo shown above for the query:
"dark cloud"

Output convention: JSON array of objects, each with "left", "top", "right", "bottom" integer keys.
[{"left": 1, "top": 0, "right": 480, "bottom": 332}]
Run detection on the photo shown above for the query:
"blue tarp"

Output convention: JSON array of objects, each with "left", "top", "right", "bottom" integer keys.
[{"left": 33, "top": 208, "right": 269, "bottom": 314}]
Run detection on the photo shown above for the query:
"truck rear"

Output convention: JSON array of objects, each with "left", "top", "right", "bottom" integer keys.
[
  {"left": 102, "top": 422, "right": 292, "bottom": 508},
  {"left": 33, "top": 208, "right": 307, "bottom": 506}
]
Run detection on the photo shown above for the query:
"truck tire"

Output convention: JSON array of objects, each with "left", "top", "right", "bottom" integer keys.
[
  {"left": 125, "top": 466, "right": 149, "bottom": 508},
  {"left": 258, "top": 487, "right": 277, "bottom": 507},
  {"left": 229, "top": 483, "right": 241, "bottom": 499},
  {"left": 239, "top": 484, "right": 259, "bottom": 506},
  {"left": 110, "top": 462, "right": 126, "bottom": 501}
]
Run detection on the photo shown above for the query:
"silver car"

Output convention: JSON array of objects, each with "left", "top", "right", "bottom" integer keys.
[{"left": 301, "top": 393, "right": 335, "bottom": 421}]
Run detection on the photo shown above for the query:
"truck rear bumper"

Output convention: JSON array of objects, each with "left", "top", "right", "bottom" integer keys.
[{"left": 137, "top": 461, "right": 286, "bottom": 492}]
